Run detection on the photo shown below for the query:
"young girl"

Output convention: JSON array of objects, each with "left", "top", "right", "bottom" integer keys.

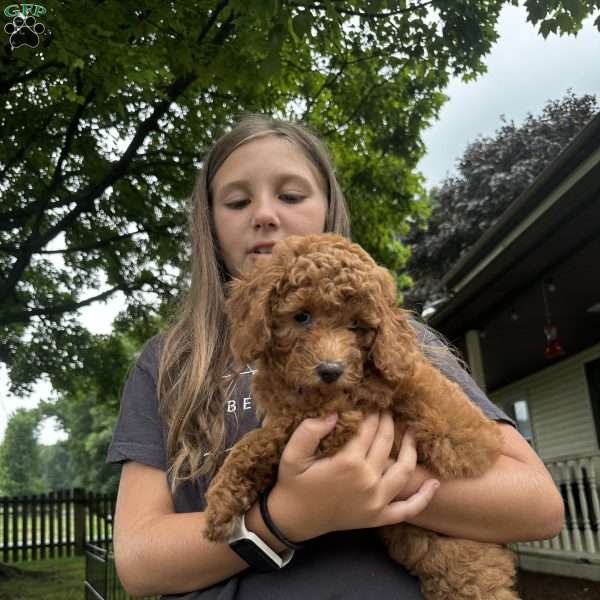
[{"left": 106, "top": 114, "right": 564, "bottom": 599}]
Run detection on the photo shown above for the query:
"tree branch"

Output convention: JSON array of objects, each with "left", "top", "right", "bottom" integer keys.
[
  {"left": 1, "top": 282, "right": 141, "bottom": 325},
  {"left": 297, "top": 46, "right": 397, "bottom": 123},
  {"left": 0, "top": 112, "right": 56, "bottom": 197},
  {"left": 51, "top": 81, "right": 96, "bottom": 191},
  {"left": 41, "top": 219, "right": 179, "bottom": 255},
  {"left": 0, "top": 272, "right": 180, "bottom": 325},
  {"left": 4, "top": 82, "right": 95, "bottom": 305},
  {"left": 140, "top": 148, "right": 205, "bottom": 161},
  {"left": 295, "top": 0, "right": 435, "bottom": 18},
  {"left": 0, "top": 61, "right": 65, "bottom": 95},
  {"left": 322, "top": 78, "right": 391, "bottom": 137},
  {"left": 0, "top": 195, "right": 75, "bottom": 232},
  {"left": 0, "top": 1, "right": 234, "bottom": 309},
  {"left": 0, "top": 229, "right": 138, "bottom": 256},
  {"left": 127, "top": 159, "right": 186, "bottom": 172},
  {"left": 302, "top": 60, "right": 349, "bottom": 120},
  {"left": 0, "top": 80, "right": 93, "bottom": 232}
]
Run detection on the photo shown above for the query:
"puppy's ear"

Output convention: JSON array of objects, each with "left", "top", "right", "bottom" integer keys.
[
  {"left": 368, "top": 267, "right": 418, "bottom": 383},
  {"left": 224, "top": 260, "right": 287, "bottom": 367}
]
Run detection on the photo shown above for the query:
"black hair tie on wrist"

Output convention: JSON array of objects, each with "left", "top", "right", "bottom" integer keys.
[{"left": 259, "top": 489, "right": 304, "bottom": 550}]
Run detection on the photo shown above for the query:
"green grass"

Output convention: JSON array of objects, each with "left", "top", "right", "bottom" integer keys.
[{"left": 0, "top": 556, "right": 84, "bottom": 600}]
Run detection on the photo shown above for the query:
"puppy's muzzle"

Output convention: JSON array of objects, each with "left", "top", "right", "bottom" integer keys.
[{"left": 316, "top": 361, "right": 344, "bottom": 383}]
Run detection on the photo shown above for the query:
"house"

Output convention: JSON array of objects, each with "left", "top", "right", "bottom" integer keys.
[{"left": 426, "top": 112, "right": 600, "bottom": 580}]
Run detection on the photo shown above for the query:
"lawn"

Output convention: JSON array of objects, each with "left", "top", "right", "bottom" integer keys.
[{"left": 0, "top": 556, "right": 84, "bottom": 600}]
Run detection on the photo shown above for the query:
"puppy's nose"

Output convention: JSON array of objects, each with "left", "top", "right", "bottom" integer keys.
[{"left": 316, "top": 361, "right": 344, "bottom": 383}]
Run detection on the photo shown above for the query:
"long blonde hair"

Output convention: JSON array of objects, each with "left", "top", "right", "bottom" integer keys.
[{"left": 157, "top": 114, "right": 352, "bottom": 493}]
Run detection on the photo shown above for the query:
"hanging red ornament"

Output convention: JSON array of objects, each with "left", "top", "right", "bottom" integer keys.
[
  {"left": 542, "top": 280, "right": 565, "bottom": 359},
  {"left": 544, "top": 325, "right": 565, "bottom": 359}
]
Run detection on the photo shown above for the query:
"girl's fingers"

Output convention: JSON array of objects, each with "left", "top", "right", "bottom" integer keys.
[
  {"left": 383, "top": 457, "right": 395, "bottom": 472},
  {"left": 281, "top": 414, "right": 338, "bottom": 472},
  {"left": 378, "top": 479, "right": 440, "bottom": 526},
  {"left": 339, "top": 412, "right": 381, "bottom": 457},
  {"left": 380, "top": 429, "right": 418, "bottom": 497},
  {"left": 365, "top": 411, "right": 395, "bottom": 473}
]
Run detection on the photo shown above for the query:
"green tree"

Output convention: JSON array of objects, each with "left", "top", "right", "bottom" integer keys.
[
  {"left": 38, "top": 441, "right": 75, "bottom": 491},
  {"left": 2, "top": 1, "right": 599, "bottom": 394},
  {"left": 403, "top": 91, "right": 599, "bottom": 313},
  {"left": 35, "top": 314, "right": 161, "bottom": 495},
  {"left": 0, "top": 407, "right": 44, "bottom": 495},
  {"left": 519, "top": 0, "right": 600, "bottom": 36}
]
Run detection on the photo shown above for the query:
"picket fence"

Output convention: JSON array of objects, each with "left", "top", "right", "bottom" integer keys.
[{"left": 0, "top": 487, "right": 114, "bottom": 562}]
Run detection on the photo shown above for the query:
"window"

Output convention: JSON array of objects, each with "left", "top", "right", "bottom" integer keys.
[
  {"left": 509, "top": 399, "right": 534, "bottom": 446},
  {"left": 584, "top": 358, "right": 600, "bottom": 448}
]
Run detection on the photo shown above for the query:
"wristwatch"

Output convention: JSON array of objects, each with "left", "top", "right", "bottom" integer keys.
[{"left": 228, "top": 512, "right": 295, "bottom": 572}]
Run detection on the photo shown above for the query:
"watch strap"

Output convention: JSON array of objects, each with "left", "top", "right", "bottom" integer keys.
[{"left": 228, "top": 512, "right": 294, "bottom": 571}]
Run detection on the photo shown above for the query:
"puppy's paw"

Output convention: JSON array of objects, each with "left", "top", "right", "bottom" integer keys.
[{"left": 204, "top": 505, "right": 241, "bottom": 543}]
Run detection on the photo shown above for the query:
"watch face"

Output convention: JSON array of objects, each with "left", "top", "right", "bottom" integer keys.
[{"left": 230, "top": 538, "right": 280, "bottom": 572}]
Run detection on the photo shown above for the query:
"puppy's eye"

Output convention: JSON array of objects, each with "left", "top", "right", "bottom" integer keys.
[
  {"left": 294, "top": 311, "right": 312, "bottom": 325},
  {"left": 348, "top": 320, "right": 361, "bottom": 330}
]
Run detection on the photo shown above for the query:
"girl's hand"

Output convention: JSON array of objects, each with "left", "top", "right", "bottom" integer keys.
[{"left": 266, "top": 411, "right": 440, "bottom": 542}]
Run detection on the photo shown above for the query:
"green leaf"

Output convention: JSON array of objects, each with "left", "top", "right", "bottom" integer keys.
[
  {"left": 68, "top": 58, "right": 86, "bottom": 73},
  {"left": 539, "top": 21, "right": 551, "bottom": 37},
  {"left": 526, "top": 0, "right": 546, "bottom": 24},
  {"left": 260, "top": 48, "right": 282, "bottom": 79},
  {"left": 65, "top": 89, "right": 85, "bottom": 104},
  {"left": 562, "top": 0, "right": 588, "bottom": 21},
  {"left": 254, "top": 0, "right": 280, "bottom": 21},
  {"left": 556, "top": 12, "right": 574, "bottom": 32},
  {"left": 292, "top": 10, "right": 313, "bottom": 39}
]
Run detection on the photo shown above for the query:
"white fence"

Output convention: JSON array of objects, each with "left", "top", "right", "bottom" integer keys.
[{"left": 513, "top": 451, "right": 600, "bottom": 579}]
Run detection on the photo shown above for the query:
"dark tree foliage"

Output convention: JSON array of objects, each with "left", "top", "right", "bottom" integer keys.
[{"left": 403, "top": 91, "right": 599, "bottom": 313}]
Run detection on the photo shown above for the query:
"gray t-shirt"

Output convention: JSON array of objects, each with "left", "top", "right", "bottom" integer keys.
[{"left": 106, "top": 319, "right": 515, "bottom": 599}]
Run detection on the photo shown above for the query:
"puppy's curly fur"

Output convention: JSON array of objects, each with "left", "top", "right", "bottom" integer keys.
[{"left": 205, "top": 233, "right": 518, "bottom": 600}]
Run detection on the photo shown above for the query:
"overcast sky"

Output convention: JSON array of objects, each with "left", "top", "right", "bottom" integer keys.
[
  {"left": 418, "top": 4, "right": 600, "bottom": 186},
  {"left": 1, "top": 4, "right": 600, "bottom": 446}
]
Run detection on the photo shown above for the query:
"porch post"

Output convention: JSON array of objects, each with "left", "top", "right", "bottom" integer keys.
[{"left": 465, "top": 330, "right": 487, "bottom": 392}]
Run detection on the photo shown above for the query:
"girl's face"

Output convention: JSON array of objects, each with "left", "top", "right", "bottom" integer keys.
[{"left": 211, "top": 135, "right": 328, "bottom": 277}]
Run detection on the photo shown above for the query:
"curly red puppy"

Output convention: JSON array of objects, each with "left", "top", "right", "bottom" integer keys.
[{"left": 204, "top": 233, "right": 518, "bottom": 600}]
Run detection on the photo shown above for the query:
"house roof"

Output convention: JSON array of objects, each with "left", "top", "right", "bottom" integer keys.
[
  {"left": 428, "top": 111, "right": 600, "bottom": 390},
  {"left": 442, "top": 113, "right": 600, "bottom": 296}
]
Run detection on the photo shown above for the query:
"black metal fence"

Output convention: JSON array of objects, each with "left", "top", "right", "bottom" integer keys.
[
  {"left": 84, "top": 542, "right": 159, "bottom": 600},
  {"left": 1, "top": 489, "right": 164, "bottom": 599}
]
